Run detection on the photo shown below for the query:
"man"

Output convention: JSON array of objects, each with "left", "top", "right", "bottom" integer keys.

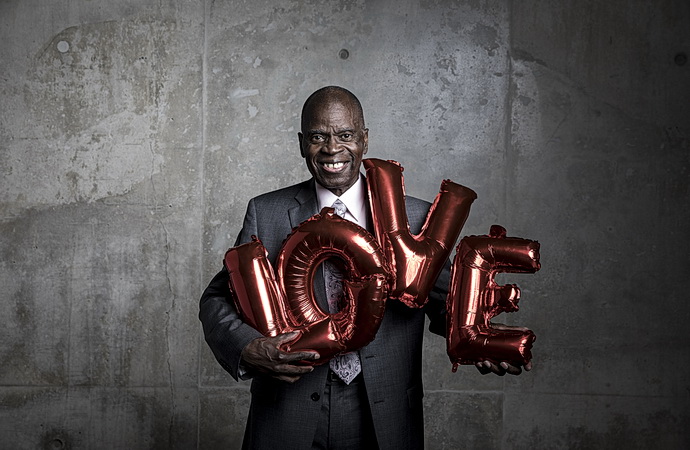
[{"left": 199, "top": 86, "right": 525, "bottom": 449}]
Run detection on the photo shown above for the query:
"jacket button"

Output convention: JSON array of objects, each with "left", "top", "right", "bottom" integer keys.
[{"left": 311, "top": 392, "right": 320, "bottom": 401}]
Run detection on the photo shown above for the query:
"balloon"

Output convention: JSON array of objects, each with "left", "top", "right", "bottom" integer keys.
[
  {"left": 224, "top": 236, "right": 290, "bottom": 337},
  {"left": 446, "top": 225, "right": 541, "bottom": 372},
  {"left": 363, "top": 158, "right": 477, "bottom": 308},
  {"left": 277, "top": 207, "right": 389, "bottom": 361},
  {"left": 224, "top": 208, "right": 390, "bottom": 364}
]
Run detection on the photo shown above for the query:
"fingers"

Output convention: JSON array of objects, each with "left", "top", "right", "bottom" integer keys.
[
  {"left": 475, "top": 361, "right": 491, "bottom": 375},
  {"left": 501, "top": 361, "right": 522, "bottom": 376},
  {"left": 271, "top": 332, "right": 320, "bottom": 362},
  {"left": 486, "top": 360, "right": 506, "bottom": 376},
  {"left": 282, "top": 349, "right": 321, "bottom": 362},
  {"left": 475, "top": 360, "right": 527, "bottom": 376},
  {"left": 271, "top": 360, "right": 315, "bottom": 380},
  {"left": 475, "top": 360, "right": 504, "bottom": 376},
  {"left": 268, "top": 349, "right": 319, "bottom": 382},
  {"left": 272, "top": 331, "right": 300, "bottom": 344},
  {"left": 241, "top": 333, "right": 320, "bottom": 382}
]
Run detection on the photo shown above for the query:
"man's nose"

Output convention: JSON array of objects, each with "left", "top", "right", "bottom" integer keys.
[{"left": 321, "top": 137, "right": 341, "bottom": 154}]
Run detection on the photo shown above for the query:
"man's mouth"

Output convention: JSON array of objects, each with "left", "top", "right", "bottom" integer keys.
[{"left": 320, "top": 161, "right": 348, "bottom": 173}]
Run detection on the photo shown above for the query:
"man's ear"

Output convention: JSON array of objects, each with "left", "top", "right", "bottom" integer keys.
[
  {"left": 363, "top": 128, "right": 369, "bottom": 155},
  {"left": 298, "top": 132, "right": 305, "bottom": 157}
]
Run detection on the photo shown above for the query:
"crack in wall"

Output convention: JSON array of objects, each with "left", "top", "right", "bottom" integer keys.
[{"left": 147, "top": 141, "right": 177, "bottom": 442}]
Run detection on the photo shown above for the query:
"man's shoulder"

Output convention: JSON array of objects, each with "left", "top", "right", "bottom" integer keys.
[
  {"left": 404, "top": 194, "right": 432, "bottom": 213},
  {"left": 249, "top": 179, "right": 313, "bottom": 205},
  {"left": 403, "top": 195, "right": 433, "bottom": 232}
]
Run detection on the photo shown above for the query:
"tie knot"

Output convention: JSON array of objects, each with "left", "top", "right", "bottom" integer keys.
[{"left": 332, "top": 199, "right": 347, "bottom": 217}]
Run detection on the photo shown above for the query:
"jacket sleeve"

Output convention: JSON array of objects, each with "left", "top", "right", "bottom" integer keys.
[
  {"left": 425, "top": 258, "right": 450, "bottom": 337},
  {"left": 198, "top": 199, "right": 263, "bottom": 381}
]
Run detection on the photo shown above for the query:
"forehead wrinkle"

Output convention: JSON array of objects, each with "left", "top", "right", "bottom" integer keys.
[
  {"left": 301, "top": 96, "right": 364, "bottom": 132},
  {"left": 308, "top": 126, "right": 356, "bottom": 134},
  {"left": 303, "top": 108, "right": 359, "bottom": 133}
]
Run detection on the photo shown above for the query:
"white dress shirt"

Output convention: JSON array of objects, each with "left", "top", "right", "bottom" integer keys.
[{"left": 315, "top": 174, "right": 369, "bottom": 229}]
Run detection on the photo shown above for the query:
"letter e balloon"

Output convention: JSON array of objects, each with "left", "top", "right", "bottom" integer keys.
[{"left": 446, "top": 225, "right": 541, "bottom": 371}]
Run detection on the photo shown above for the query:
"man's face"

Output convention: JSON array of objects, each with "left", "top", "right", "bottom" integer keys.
[{"left": 299, "top": 99, "right": 368, "bottom": 197}]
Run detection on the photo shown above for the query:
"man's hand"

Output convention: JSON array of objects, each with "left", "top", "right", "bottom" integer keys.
[
  {"left": 475, "top": 359, "right": 532, "bottom": 376},
  {"left": 474, "top": 322, "right": 533, "bottom": 376},
  {"left": 241, "top": 332, "right": 320, "bottom": 383}
]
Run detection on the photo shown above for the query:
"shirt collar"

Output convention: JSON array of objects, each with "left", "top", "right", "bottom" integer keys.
[{"left": 315, "top": 174, "right": 367, "bottom": 227}]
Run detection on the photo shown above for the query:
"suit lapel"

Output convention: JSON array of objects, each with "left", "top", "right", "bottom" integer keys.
[{"left": 288, "top": 179, "right": 319, "bottom": 228}]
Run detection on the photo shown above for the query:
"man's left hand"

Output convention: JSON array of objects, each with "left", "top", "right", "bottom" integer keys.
[
  {"left": 473, "top": 322, "right": 533, "bottom": 376},
  {"left": 475, "top": 360, "right": 532, "bottom": 376}
]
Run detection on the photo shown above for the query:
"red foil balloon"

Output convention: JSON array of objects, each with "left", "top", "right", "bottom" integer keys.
[
  {"left": 224, "top": 236, "right": 290, "bottom": 337},
  {"left": 364, "top": 158, "right": 477, "bottom": 308},
  {"left": 224, "top": 208, "right": 390, "bottom": 364},
  {"left": 446, "top": 225, "right": 541, "bottom": 371},
  {"left": 277, "top": 207, "right": 389, "bottom": 361}
]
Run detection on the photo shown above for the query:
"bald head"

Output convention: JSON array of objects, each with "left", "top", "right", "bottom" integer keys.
[{"left": 301, "top": 86, "right": 365, "bottom": 133}]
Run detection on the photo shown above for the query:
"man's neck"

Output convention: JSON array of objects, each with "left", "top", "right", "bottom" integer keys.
[{"left": 315, "top": 174, "right": 367, "bottom": 228}]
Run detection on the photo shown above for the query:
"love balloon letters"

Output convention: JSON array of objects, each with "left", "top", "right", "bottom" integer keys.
[{"left": 223, "top": 158, "right": 541, "bottom": 369}]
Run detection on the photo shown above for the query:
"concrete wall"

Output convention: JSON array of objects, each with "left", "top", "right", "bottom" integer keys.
[{"left": 1, "top": 0, "right": 688, "bottom": 448}]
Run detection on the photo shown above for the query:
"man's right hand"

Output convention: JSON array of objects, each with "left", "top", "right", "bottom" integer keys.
[{"left": 240, "top": 331, "right": 320, "bottom": 383}]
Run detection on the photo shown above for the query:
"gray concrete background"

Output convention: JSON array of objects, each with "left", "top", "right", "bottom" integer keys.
[{"left": 1, "top": 0, "right": 688, "bottom": 448}]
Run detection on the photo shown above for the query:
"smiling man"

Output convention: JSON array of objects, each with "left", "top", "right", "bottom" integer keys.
[
  {"left": 299, "top": 88, "right": 369, "bottom": 197},
  {"left": 199, "top": 86, "right": 521, "bottom": 450}
]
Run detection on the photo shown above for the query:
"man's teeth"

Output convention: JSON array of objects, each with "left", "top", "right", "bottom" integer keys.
[{"left": 324, "top": 162, "right": 346, "bottom": 169}]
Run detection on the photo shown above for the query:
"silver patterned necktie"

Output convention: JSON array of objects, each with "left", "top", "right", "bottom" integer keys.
[{"left": 324, "top": 199, "right": 362, "bottom": 384}]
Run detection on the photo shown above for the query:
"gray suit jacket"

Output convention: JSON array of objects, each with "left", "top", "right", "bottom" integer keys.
[{"left": 200, "top": 178, "right": 449, "bottom": 450}]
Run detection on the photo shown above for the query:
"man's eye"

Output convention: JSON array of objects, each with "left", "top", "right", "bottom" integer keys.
[
  {"left": 340, "top": 133, "right": 353, "bottom": 140},
  {"left": 311, "top": 135, "right": 325, "bottom": 142}
]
